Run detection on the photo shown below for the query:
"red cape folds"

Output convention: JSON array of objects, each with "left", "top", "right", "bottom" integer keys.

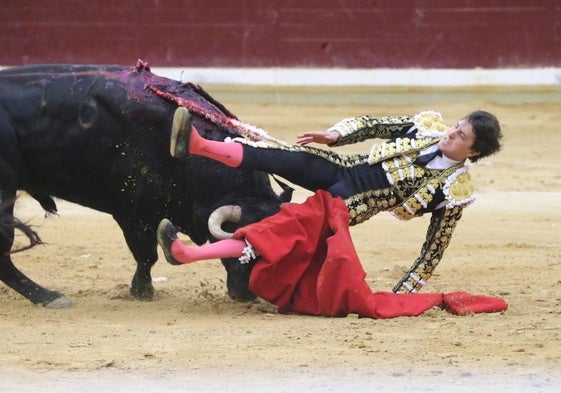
[{"left": 234, "top": 191, "right": 507, "bottom": 319}]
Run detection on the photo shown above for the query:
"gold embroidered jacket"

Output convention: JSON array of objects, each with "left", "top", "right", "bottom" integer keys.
[{"left": 327, "top": 111, "right": 476, "bottom": 293}]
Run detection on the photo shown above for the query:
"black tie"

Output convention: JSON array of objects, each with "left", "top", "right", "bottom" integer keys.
[{"left": 414, "top": 149, "right": 442, "bottom": 166}]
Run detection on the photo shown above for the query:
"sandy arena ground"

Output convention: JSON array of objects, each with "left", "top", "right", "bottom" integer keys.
[{"left": 1, "top": 87, "right": 560, "bottom": 392}]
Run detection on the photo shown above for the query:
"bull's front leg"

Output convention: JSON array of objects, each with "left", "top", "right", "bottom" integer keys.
[
  {"left": 130, "top": 259, "right": 156, "bottom": 300},
  {"left": 117, "top": 223, "right": 157, "bottom": 300}
]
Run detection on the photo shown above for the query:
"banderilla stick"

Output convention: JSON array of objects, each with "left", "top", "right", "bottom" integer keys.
[{"left": 148, "top": 85, "right": 288, "bottom": 146}]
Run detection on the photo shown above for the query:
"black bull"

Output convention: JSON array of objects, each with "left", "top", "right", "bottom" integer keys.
[{"left": 0, "top": 62, "right": 290, "bottom": 307}]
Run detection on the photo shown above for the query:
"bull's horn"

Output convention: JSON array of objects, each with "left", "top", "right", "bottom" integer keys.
[{"left": 208, "top": 205, "right": 242, "bottom": 239}]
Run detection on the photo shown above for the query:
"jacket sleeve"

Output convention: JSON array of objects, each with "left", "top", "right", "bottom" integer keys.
[
  {"left": 328, "top": 115, "right": 415, "bottom": 146},
  {"left": 392, "top": 205, "right": 464, "bottom": 293}
]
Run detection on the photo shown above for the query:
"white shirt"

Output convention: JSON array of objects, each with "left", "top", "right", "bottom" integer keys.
[{"left": 420, "top": 145, "right": 462, "bottom": 170}]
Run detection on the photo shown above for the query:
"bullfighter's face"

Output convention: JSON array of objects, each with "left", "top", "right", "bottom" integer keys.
[{"left": 438, "top": 118, "right": 479, "bottom": 162}]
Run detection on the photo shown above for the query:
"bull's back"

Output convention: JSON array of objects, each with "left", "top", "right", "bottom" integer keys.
[
  {"left": 0, "top": 64, "right": 135, "bottom": 141},
  {"left": 0, "top": 64, "right": 134, "bottom": 146}
]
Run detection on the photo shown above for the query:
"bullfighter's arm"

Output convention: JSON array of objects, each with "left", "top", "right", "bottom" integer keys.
[
  {"left": 328, "top": 115, "right": 415, "bottom": 147},
  {"left": 392, "top": 205, "right": 464, "bottom": 293}
]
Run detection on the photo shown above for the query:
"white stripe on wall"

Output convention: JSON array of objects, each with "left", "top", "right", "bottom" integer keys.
[{"left": 151, "top": 67, "right": 561, "bottom": 86}]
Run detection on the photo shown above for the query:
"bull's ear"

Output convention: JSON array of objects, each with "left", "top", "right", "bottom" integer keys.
[{"left": 272, "top": 175, "right": 294, "bottom": 203}]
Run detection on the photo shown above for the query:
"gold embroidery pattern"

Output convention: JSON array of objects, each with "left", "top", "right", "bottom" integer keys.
[
  {"left": 382, "top": 155, "right": 428, "bottom": 189},
  {"left": 390, "top": 177, "right": 441, "bottom": 220},
  {"left": 443, "top": 168, "right": 476, "bottom": 207},
  {"left": 241, "top": 139, "right": 370, "bottom": 168},
  {"left": 344, "top": 188, "right": 397, "bottom": 226},
  {"left": 393, "top": 205, "right": 464, "bottom": 293},
  {"left": 369, "top": 138, "right": 438, "bottom": 164},
  {"left": 329, "top": 115, "right": 414, "bottom": 146}
]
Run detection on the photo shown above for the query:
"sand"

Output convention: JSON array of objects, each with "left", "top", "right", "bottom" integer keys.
[{"left": 1, "top": 89, "right": 560, "bottom": 392}]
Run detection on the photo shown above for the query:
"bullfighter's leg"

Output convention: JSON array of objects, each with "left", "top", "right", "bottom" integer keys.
[
  {"left": 171, "top": 107, "right": 244, "bottom": 165},
  {"left": 170, "top": 108, "right": 365, "bottom": 195},
  {"left": 157, "top": 219, "right": 245, "bottom": 265}
]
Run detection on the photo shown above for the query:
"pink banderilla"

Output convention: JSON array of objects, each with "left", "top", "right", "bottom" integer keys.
[{"left": 148, "top": 85, "right": 288, "bottom": 146}]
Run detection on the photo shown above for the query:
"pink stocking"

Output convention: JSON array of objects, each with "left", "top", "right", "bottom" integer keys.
[
  {"left": 170, "top": 238, "right": 247, "bottom": 264},
  {"left": 190, "top": 127, "right": 244, "bottom": 168}
]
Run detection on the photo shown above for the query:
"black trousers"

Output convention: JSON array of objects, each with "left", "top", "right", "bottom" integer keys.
[{"left": 239, "top": 145, "right": 390, "bottom": 200}]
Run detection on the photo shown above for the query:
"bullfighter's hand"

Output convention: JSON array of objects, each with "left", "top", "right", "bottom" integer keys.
[{"left": 296, "top": 130, "right": 340, "bottom": 146}]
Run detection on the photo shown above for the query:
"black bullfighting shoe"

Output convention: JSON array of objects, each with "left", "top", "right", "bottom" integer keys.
[
  {"left": 157, "top": 218, "right": 182, "bottom": 265},
  {"left": 170, "top": 106, "right": 192, "bottom": 158}
]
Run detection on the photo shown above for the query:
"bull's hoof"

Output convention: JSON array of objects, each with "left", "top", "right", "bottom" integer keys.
[
  {"left": 41, "top": 296, "right": 73, "bottom": 309},
  {"left": 130, "top": 284, "right": 155, "bottom": 301},
  {"left": 227, "top": 288, "right": 257, "bottom": 302},
  {"left": 170, "top": 106, "right": 191, "bottom": 158}
]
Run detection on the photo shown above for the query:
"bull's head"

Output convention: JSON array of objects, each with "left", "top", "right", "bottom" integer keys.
[
  {"left": 209, "top": 188, "right": 292, "bottom": 301},
  {"left": 206, "top": 178, "right": 292, "bottom": 301}
]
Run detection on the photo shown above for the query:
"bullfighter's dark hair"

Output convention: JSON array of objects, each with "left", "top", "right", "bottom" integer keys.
[{"left": 466, "top": 110, "right": 503, "bottom": 163}]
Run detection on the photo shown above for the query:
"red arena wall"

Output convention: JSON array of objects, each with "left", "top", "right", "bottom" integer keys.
[{"left": 1, "top": 0, "right": 560, "bottom": 69}]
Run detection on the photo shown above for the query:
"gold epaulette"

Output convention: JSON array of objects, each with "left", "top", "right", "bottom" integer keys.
[
  {"left": 413, "top": 111, "right": 447, "bottom": 137},
  {"left": 442, "top": 167, "right": 476, "bottom": 208}
]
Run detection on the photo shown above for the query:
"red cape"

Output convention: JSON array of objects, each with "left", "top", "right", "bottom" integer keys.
[{"left": 235, "top": 191, "right": 507, "bottom": 319}]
